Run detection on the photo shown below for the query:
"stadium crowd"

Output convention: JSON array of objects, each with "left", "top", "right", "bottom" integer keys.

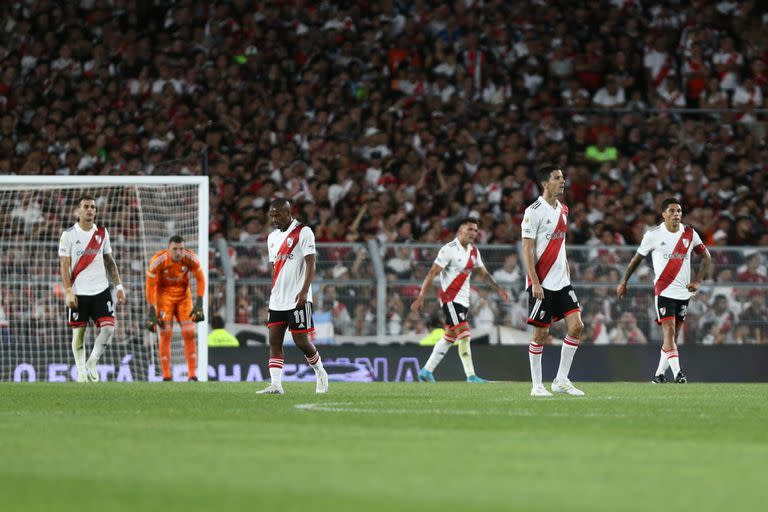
[{"left": 1, "top": 0, "right": 767, "bottom": 344}]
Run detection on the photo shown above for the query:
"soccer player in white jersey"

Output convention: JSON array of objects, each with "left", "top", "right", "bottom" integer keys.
[
  {"left": 411, "top": 218, "right": 510, "bottom": 382},
  {"left": 616, "top": 198, "right": 711, "bottom": 383},
  {"left": 522, "top": 165, "right": 585, "bottom": 397},
  {"left": 257, "top": 198, "right": 328, "bottom": 395},
  {"left": 58, "top": 194, "right": 127, "bottom": 382}
]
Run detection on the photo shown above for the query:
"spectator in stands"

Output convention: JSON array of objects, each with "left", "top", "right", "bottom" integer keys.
[{"left": 608, "top": 312, "right": 648, "bottom": 345}]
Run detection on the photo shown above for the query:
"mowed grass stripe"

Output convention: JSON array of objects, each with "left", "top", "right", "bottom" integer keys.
[{"left": 1, "top": 383, "right": 766, "bottom": 512}]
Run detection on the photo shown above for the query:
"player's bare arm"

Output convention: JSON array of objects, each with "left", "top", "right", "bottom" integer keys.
[
  {"left": 104, "top": 253, "right": 127, "bottom": 304},
  {"left": 59, "top": 255, "right": 77, "bottom": 308},
  {"left": 617, "top": 253, "right": 645, "bottom": 299},
  {"left": 688, "top": 248, "right": 712, "bottom": 293},
  {"left": 411, "top": 263, "right": 444, "bottom": 313},
  {"left": 295, "top": 253, "right": 315, "bottom": 306},
  {"left": 522, "top": 238, "right": 544, "bottom": 299},
  {"left": 475, "top": 266, "right": 510, "bottom": 303}
]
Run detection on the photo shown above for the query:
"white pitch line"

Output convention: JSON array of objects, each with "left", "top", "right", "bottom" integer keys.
[{"left": 294, "top": 402, "right": 629, "bottom": 418}]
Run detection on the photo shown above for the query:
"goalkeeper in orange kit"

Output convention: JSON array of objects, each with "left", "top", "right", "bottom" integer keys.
[{"left": 145, "top": 235, "right": 206, "bottom": 381}]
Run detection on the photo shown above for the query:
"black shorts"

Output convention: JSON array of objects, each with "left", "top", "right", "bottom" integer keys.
[
  {"left": 655, "top": 295, "right": 689, "bottom": 324},
  {"left": 441, "top": 302, "right": 470, "bottom": 329},
  {"left": 527, "top": 285, "right": 581, "bottom": 328},
  {"left": 267, "top": 302, "right": 315, "bottom": 333},
  {"left": 68, "top": 287, "right": 115, "bottom": 328}
]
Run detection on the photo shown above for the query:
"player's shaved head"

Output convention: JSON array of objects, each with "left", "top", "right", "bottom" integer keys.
[
  {"left": 268, "top": 197, "right": 293, "bottom": 231},
  {"left": 269, "top": 198, "right": 291, "bottom": 211}
]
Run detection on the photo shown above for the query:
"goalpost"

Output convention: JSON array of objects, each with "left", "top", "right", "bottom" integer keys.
[{"left": 0, "top": 176, "right": 209, "bottom": 382}]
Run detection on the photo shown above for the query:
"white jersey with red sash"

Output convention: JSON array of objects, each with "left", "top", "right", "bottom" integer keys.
[
  {"left": 637, "top": 223, "right": 707, "bottom": 300},
  {"left": 434, "top": 239, "right": 484, "bottom": 308},
  {"left": 267, "top": 219, "right": 316, "bottom": 310},
  {"left": 521, "top": 197, "right": 571, "bottom": 291},
  {"left": 58, "top": 223, "right": 112, "bottom": 295}
]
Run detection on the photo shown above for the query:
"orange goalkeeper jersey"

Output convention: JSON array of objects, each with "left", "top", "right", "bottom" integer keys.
[{"left": 145, "top": 249, "right": 205, "bottom": 306}]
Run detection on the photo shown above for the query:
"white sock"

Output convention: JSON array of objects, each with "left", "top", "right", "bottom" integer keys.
[
  {"left": 665, "top": 349, "right": 681, "bottom": 377},
  {"left": 528, "top": 342, "right": 543, "bottom": 387},
  {"left": 306, "top": 351, "right": 324, "bottom": 372},
  {"left": 86, "top": 325, "right": 114, "bottom": 368},
  {"left": 555, "top": 335, "right": 579, "bottom": 382},
  {"left": 71, "top": 328, "right": 86, "bottom": 371},
  {"left": 425, "top": 338, "right": 452, "bottom": 372},
  {"left": 268, "top": 357, "right": 284, "bottom": 387},
  {"left": 457, "top": 337, "right": 476, "bottom": 377},
  {"left": 655, "top": 349, "right": 670, "bottom": 376}
]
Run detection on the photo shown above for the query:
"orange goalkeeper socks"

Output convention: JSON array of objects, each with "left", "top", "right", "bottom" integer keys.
[
  {"left": 158, "top": 330, "right": 173, "bottom": 380},
  {"left": 182, "top": 328, "right": 197, "bottom": 380}
]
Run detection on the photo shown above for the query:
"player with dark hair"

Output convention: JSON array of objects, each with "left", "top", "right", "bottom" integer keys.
[
  {"left": 258, "top": 198, "right": 328, "bottom": 394},
  {"left": 617, "top": 198, "right": 712, "bottom": 383},
  {"left": 59, "top": 194, "right": 127, "bottom": 382},
  {"left": 522, "top": 165, "right": 585, "bottom": 396},
  {"left": 146, "top": 235, "right": 206, "bottom": 381},
  {"left": 411, "top": 217, "right": 510, "bottom": 382}
]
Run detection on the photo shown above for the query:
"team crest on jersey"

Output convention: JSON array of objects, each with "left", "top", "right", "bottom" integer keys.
[
  {"left": 95, "top": 235, "right": 102, "bottom": 243},
  {"left": 659, "top": 307, "right": 666, "bottom": 315},
  {"left": 73, "top": 312, "right": 78, "bottom": 320},
  {"left": 181, "top": 266, "right": 187, "bottom": 272},
  {"left": 680, "top": 305, "right": 687, "bottom": 316},
  {"left": 539, "top": 311, "right": 545, "bottom": 319},
  {"left": 562, "top": 213, "right": 567, "bottom": 224},
  {"left": 287, "top": 238, "right": 294, "bottom": 248},
  {"left": 682, "top": 239, "right": 689, "bottom": 248}
]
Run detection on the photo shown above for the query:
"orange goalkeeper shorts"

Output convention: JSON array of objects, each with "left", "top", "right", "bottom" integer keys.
[{"left": 157, "top": 295, "right": 194, "bottom": 325}]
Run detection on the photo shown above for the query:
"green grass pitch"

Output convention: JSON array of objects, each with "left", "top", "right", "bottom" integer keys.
[{"left": 1, "top": 382, "right": 767, "bottom": 512}]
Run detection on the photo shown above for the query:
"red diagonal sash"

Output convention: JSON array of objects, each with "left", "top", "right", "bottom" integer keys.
[
  {"left": 653, "top": 58, "right": 672, "bottom": 88},
  {"left": 654, "top": 226, "right": 693, "bottom": 296},
  {"left": 271, "top": 224, "right": 304, "bottom": 289},
  {"left": 71, "top": 226, "right": 106, "bottom": 283},
  {"left": 439, "top": 246, "right": 477, "bottom": 304},
  {"left": 528, "top": 207, "right": 568, "bottom": 287}
]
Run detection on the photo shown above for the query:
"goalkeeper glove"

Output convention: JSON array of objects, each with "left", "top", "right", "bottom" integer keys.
[
  {"left": 146, "top": 306, "right": 158, "bottom": 332},
  {"left": 191, "top": 297, "right": 205, "bottom": 323}
]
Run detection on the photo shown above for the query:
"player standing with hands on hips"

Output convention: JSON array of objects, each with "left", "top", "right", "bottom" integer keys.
[
  {"left": 411, "top": 218, "right": 510, "bottom": 382},
  {"left": 258, "top": 198, "right": 328, "bottom": 395},
  {"left": 59, "top": 194, "right": 126, "bottom": 382},
  {"left": 616, "top": 198, "right": 711, "bottom": 383},
  {"left": 522, "top": 165, "right": 585, "bottom": 397}
]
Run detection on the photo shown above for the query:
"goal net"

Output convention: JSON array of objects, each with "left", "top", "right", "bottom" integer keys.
[{"left": 0, "top": 176, "right": 209, "bottom": 382}]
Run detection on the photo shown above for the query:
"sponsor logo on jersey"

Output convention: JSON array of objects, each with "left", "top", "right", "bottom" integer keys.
[
  {"left": 661, "top": 241, "right": 666, "bottom": 246},
  {"left": 274, "top": 253, "right": 295, "bottom": 261},
  {"left": 546, "top": 219, "right": 552, "bottom": 224},
  {"left": 663, "top": 252, "right": 687, "bottom": 260},
  {"left": 546, "top": 232, "right": 567, "bottom": 240}
]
